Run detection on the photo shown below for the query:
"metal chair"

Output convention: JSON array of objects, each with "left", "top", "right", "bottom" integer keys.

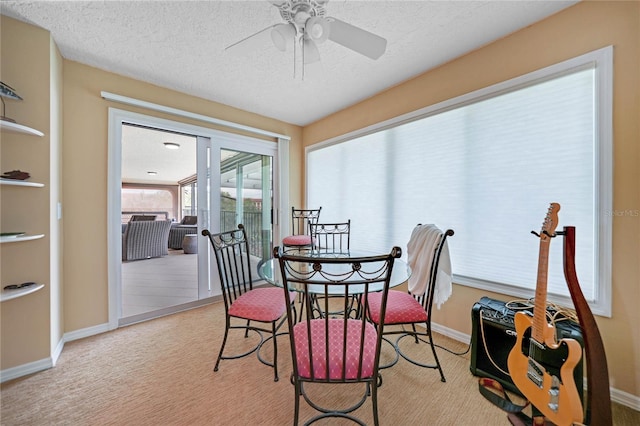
[
  {"left": 307, "top": 220, "right": 353, "bottom": 318},
  {"left": 275, "top": 245, "right": 401, "bottom": 426},
  {"left": 309, "top": 220, "right": 351, "bottom": 254},
  {"left": 367, "top": 225, "right": 454, "bottom": 382},
  {"left": 203, "top": 224, "right": 292, "bottom": 382},
  {"left": 282, "top": 207, "right": 322, "bottom": 253}
]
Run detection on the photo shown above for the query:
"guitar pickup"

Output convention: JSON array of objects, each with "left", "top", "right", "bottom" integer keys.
[
  {"left": 527, "top": 359, "right": 544, "bottom": 388},
  {"left": 548, "top": 376, "right": 560, "bottom": 412}
]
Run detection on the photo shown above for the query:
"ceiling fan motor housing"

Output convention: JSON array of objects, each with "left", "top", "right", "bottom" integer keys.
[{"left": 276, "top": 0, "right": 327, "bottom": 34}]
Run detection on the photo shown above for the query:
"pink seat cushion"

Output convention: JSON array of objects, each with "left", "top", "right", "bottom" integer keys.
[
  {"left": 292, "top": 319, "right": 378, "bottom": 380},
  {"left": 282, "top": 235, "right": 312, "bottom": 246},
  {"left": 228, "top": 287, "right": 288, "bottom": 322},
  {"left": 368, "top": 290, "right": 428, "bottom": 325}
]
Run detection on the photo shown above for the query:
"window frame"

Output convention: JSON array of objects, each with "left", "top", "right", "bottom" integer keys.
[{"left": 306, "top": 46, "right": 613, "bottom": 317}]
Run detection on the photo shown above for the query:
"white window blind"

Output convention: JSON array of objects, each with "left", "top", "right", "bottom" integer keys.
[{"left": 307, "top": 47, "right": 612, "bottom": 316}]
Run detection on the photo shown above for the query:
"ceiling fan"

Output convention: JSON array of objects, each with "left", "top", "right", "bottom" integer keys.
[{"left": 226, "top": 0, "right": 387, "bottom": 67}]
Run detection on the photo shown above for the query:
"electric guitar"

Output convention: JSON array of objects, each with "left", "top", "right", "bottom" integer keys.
[{"left": 507, "top": 203, "right": 583, "bottom": 425}]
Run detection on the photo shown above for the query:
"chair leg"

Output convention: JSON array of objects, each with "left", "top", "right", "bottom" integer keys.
[
  {"left": 244, "top": 319, "right": 250, "bottom": 338},
  {"left": 411, "top": 323, "right": 419, "bottom": 344},
  {"left": 371, "top": 380, "right": 380, "bottom": 426},
  {"left": 271, "top": 321, "right": 279, "bottom": 382},
  {"left": 427, "top": 326, "right": 446, "bottom": 382},
  {"left": 293, "top": 380, "right": 301, "bottom": 426},
  {"left": 214, "top": 317, "right": 231, "bottom": 372}
]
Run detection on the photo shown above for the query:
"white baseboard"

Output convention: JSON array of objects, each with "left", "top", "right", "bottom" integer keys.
[
  {"left": 610, "top": 387, "right": 640, "bottom": 411},
  {"left": 63, "top": 322, "right": 111, "bottom": 342},
  {"left": 0, "top": 322, "right": 110, "bottom": 384},
  {"left": 51, "top": 338, "right": 64, "bottom": 366},
  {"left": 431, "top": 321, "right": 471, "bottom": 345},
  {"left": 0, "top": 357, "right": 52, "bottom": 383}
]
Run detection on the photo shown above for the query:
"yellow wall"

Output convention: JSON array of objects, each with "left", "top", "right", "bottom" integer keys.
[
  {"left": 1, "top": 17, "right": 53, "bottom": 368},
  {"left": 62, "top": 61, "right": 303, "bottom": 331},
  {"left": 304, "top": 1, "right": 640, "bottom": 399}
]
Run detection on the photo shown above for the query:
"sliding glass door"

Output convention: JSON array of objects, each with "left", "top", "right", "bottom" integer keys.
[
  {"left": 109, "top": 108, "right": 280, "bottom": 327},
  {"left": 219, "top": 149, "right": 273, "bottom": 262}
]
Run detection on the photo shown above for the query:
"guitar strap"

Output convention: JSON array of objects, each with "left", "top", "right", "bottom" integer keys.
[{"left": 478, "top": 378, "right": 551, "bottom": 426}]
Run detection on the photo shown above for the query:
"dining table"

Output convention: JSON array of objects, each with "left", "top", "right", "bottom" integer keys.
[{"left": 257, "top": 249, "right": 411, "bottom": 295}]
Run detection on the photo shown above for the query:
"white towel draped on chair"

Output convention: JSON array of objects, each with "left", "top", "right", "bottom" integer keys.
[{"left": 406, "top": 224, "right": 452, "bottom": 308}]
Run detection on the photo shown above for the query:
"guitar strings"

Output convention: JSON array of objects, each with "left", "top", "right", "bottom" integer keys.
[{"left": 505, "top": 298, "right": 579, "bottom": 326}]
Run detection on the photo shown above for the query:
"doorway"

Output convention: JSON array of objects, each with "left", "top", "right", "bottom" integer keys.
[{"left": 108, "top": 108, "right": 280, "bottom": 328}]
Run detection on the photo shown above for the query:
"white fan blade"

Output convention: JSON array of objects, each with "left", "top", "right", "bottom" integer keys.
[
  {"left": 225, "top": 25, "right": 278, "bottom": 56},
  {"left": 327, "top": 18, "right": 387, "bottom": 60}
]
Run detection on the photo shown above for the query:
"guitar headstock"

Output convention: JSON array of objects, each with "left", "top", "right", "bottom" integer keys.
[{"left": 540, "top": 202, "right": 561, "bottom": 242}]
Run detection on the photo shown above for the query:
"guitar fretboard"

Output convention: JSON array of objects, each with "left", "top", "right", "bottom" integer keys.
[{"left": 532, "top": 238, "right": 550, "bottom": 343}]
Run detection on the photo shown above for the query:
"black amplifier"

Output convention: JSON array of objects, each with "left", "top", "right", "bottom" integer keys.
[{"left": 470, "top": 296, "right": 584, "bottom": 397}]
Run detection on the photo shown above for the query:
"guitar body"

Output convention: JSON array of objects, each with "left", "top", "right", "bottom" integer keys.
[{"left": 508, "top": 311, "right": 583, "bottom": 425}]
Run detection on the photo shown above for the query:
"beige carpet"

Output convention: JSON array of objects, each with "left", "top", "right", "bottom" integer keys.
[{"left": 1, "top": 302, "right": 638, "bottom": 425}]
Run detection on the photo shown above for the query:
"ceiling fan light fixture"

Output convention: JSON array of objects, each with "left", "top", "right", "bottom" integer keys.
[
  {"left": 305, "top": 16, "right": 330, "bottom": 43},
  {"left": 271, "top": 23, "right": 296, "bottom": 52},
  {"left": 163, "top": 142, "right": 180, "bottom": 150}
]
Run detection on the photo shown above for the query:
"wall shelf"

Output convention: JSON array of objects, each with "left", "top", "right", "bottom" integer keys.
[
  {"left": 0, "top": 234, "right": 45, "bottom": 244},
  {"left": 0, "top": 119, "right": 44, "bottom": 137},
  {"left": 0, "top": 283, "right": 45, "bottom": 302},
  {"left": 0, "top": 178, "right": 44, "bottom": 187}
]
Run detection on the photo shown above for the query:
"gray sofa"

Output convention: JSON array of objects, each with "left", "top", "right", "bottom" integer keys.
[{"left": 122, "top": 220, "right": 172, "bottom": 261}]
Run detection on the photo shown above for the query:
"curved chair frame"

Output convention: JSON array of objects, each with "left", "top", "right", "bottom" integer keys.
[
  {"left": 369, "top": 227, "right": 454, "bottom": 382},
  {"left": 276, "top": 246, "right": 401, "bottom": 426},
  {"left": 306, "top": 220, "right": 353, "bottom": 319},
  {"left": 282, "top": 207, "right": 322, "bottom": 253},
  {"left": 203, "top": 225, "right": 291, "bottom": 382},
  {"left": 308, "top": 220, "right": 351, "bottom": 253}
]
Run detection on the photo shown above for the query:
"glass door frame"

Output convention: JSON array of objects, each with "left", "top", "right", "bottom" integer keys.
[
  {"left": 107, "top": 108, "right": 281, "bottom": 329},
  {"left": 207, "top": 135, "right": 279, "bottom": 276}
]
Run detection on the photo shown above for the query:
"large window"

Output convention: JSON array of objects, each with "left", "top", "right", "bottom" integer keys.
[
  {"left": 307, "top": 47, "right": 612, "bottom": 316},
  {"left": 121, "top": 186, "right": 175, "bottom": 222}
]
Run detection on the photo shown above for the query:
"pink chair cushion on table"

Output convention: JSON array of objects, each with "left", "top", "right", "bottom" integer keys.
[
  {"left": 292, "top": 319, "right": 378, "bottom": 380},
  {"left": 228, "top": 287, "right": 288, "bottom": 322},
  {"left": 368, "top": 290, "right": 428, "bottom": 325},
  {"left": 282, "top": 235, "right": 312, "bottom": 246}
]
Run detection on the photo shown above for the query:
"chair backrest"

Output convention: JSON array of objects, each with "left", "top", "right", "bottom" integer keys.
[
  {"left": 202, "top": 225, "right": 254, "bottom": 312},
  {"left": 275, "top": 246, "right": 401, "bottom": 383},
  {"left": 122, "top": 219, "right": 171, "bottom": 261},
  {"left": 130, "top": 214, "right": 156, "bottom": 222},
  {"left": 290, "top": 207, "right": 321, "bottom": 236},
  {"left": 309, "top": 220, "right": 351, "bottom": 253},
  {"left": 180, "top": 215, "right": 197, "bottom": 225},
  {"left": 414, "top": 226, "right": 454, "bottom": 319}
]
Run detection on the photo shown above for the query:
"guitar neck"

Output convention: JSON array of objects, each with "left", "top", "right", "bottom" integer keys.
[{"left": 532, "top": 239, "right": 550, "bottom": 343}]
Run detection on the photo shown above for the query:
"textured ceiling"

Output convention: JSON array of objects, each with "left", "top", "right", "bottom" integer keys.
[{"left": 1, "top": 0, "right": 578, "bottom": 127}]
